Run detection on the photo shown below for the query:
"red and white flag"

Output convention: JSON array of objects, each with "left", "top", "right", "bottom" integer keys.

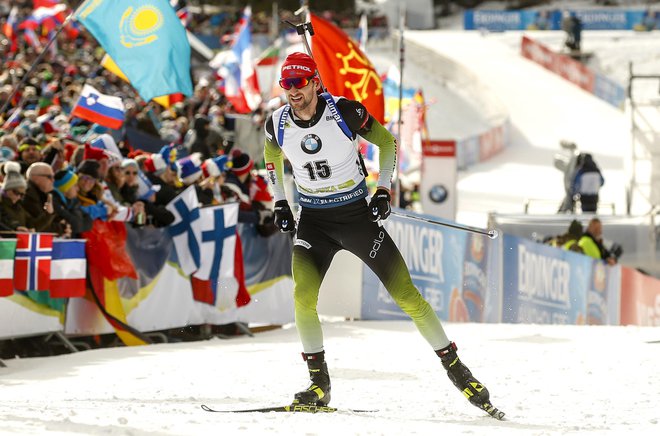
[
  {"left": 13, "top": 233, "right": 53, "bottom": 292},
  {"left": 50, "top": 239, "right": 86, "bottom": 298},
  {"left": 211, "top": 7, "right": 261, "bottom": 113}
]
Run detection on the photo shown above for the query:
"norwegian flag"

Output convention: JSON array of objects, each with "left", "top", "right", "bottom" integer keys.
[{"left": 13, "top": 233, "right": 53, "bottom": 291}]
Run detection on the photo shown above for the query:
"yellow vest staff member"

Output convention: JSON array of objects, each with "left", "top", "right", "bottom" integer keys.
[{"left": 578, "top": 218, "right": 617, "bottom": 265}]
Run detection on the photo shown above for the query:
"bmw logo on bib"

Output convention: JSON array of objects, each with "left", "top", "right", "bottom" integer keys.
[{"left": 301, "top": 134, "right": 322, "bottom": 154}]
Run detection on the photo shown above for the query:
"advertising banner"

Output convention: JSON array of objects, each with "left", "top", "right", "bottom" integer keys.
[
  {"left": 502, "top": 234, "right": 590, "bottom": 324},
  {"left": 420, "top": 140, "right": 457, "bottom": 221},
  {"left": 465, "top": 9, "right": 660, "bottom": 32},
  {"left": 360, "top": 211, "right": 503, "bottom": 323},
  {"left": 0, "top": 294, "right": 63, "bottom": 340},
  {"left": 521, "top": 36, "right": 595, "bottom": 93},
  {"left": 456, "top": 232, "right": 502, "bottom": 324},
  {"left": 586, "top": 262, "right": 621, "bottom": 325},
  {"left": 521, "top": 36, "right": 625, "bottom": 110},
  {"left": 361, "top": 211, "right": 468, "bottom": 321},
  {"left": 620, "top": 267, "right": 660, "bottom": 326},
  {"left": 464, "top": 10, "right": 553, "bottom": 31}
]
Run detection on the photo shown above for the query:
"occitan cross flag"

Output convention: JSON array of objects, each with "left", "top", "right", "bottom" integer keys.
[{"left": 310, "top": 14, "right": 385, "bottom": 124}]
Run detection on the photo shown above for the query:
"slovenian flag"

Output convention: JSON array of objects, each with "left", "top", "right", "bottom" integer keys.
[
  {"left": 50, "top": 239, "right": 86, "bottom": 299},
  {"left": 71, "top": 84, "right": 125, "bottom": 130}
]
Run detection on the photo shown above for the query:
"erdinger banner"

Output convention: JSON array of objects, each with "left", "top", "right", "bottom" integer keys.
[
  {"left": 420, "top": 140, "right": 457, "bottom": 220},
  {"left": 360, "top": 209, "right": 500, "bottom": 322},
  {"left": 502, "top": 234, "right": 590, "bottom": 325}
]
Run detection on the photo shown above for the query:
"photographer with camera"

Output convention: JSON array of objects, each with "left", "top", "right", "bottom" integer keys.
[{"left": 578, "top": 218, "right": 622, "bottom": 265}]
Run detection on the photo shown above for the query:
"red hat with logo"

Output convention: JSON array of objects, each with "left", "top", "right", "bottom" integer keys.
[{"left": 281, "top": 52, "right": 317, "bottom": 79}]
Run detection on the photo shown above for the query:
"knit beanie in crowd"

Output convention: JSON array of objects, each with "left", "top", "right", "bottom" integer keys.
[
  {"left": 1, "top": 161, "right": 27, "bottom": 191},
  {"left": 77, "top": 159, "right": 101, "bottom": 180},
  {"left": 230, "top": 149, "right": 253, "bottom": 176},
  {"left": 121, "top": 158, "right": 139, "bottom": 171},
  {"left": 175, "top": 153, "right": 203, "bottom": 185},
  {"left": 54, "top": 168, "right": 79, "bottom": 194},
  {"left": 83, "top": 142, "right": 107, "bottom": 161},
  {"left": 281, "top": 52, "right": 318, "bottom": 79},
  {"left": 143, "top": 144, "right": 177, "bottom": 174},
  {"left": 201, "top": 155, "right": 231, "bottom": 178}
]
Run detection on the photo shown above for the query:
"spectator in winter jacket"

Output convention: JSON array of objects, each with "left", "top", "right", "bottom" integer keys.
[
  {"left": 53, "top": 168, "right": 92, "bottom": 237},
  {"left": 224, "top": 149, "right": 276, "bottom": 236},
  {"left": 23, "top": 162, "right": 67, "bottom": 234},
  {"left": 571, "top": 153, "right": 604, "bottom": 213},
  {"left": 0, "top": 162, "right": 34, "bottom": 232},
  {"left": 187, "top": 115, "right": 214, "bottom": 160}
]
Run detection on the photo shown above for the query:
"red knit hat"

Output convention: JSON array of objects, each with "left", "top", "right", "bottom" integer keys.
[
  {"left": 230, "top": 149, "right": 253, "bottom": 176},
  {"left": 83, "top": 143, "right": 107, "bottom": 161},
  {"left": 281, "top": 52, "right": 317, "bottom": 79}
]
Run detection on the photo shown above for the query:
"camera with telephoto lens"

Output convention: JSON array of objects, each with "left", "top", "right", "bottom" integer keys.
[{"left": 609, "top": 243, "right": 623, "bottom": 261}]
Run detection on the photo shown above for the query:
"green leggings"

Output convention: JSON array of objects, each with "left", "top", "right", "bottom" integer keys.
[{"left": 292, "top": 200, "right": 450, "bottom": 353}]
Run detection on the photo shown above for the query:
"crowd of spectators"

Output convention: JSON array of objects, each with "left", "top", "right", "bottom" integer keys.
[{"left": 0, "top": 1, "right": 283, "bottom": 240}]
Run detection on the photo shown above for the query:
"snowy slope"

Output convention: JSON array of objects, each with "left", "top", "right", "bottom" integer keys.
[
  {"left": 1, "top": 321, "right": 659, "bottom": 435},
  {"left": 405, "top": 30, "right": 633, "bottom": 226}
]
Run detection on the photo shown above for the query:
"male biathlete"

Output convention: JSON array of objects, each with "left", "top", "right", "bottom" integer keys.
[{"left": 264, "top": 52, "right": 502, "bottom": 418}]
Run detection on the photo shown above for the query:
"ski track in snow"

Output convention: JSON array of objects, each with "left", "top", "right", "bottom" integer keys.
[{"left": 1, "top": 322, "right": 659, "bottom": 435}]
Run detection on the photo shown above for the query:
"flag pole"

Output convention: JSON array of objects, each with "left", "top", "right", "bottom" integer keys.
[
  {"left": 0, "top": 12, "right": 76, "bottom": 115},
  {"left": 283, "top": 5, "right": 328, "bottom": 93},
  {"left": 393, "top": 2, "right": 406, "bottom": 208}
]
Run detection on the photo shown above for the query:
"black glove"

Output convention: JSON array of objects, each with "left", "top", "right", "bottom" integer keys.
[
  {"left": 368, "top": 188, "right": 391, "bottom": 222},
  {"left": 273, "top": 200, "right": 295, "bottom": 232}
]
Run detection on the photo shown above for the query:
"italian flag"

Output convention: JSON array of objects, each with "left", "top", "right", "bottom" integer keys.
[{"left": 0, "top": 239, "right": 17, "bottom": 297}]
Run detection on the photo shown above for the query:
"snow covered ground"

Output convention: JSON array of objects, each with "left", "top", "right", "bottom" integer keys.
[{"left": 1, "top": 321, "right": 659, "bottom": 435}]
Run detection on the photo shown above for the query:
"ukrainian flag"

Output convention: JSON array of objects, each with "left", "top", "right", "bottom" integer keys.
[{"left": 75, "top": 0, "right": 193, "bottom": 101}]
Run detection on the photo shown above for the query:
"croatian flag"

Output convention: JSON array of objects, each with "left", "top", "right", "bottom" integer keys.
[
  {"left": 212, "top": 7, "right": 261, "bottom": 113},
  {"left": 14, "top": 233, "right": 53, "bottom": 292},
  {"left": 50, "top": 239, "right": 86, "bottom": 298},
  {"left": 166, "top": 186, "right": 202, "bottom": 275},
  {"left": 71, "top": 84, "right": 125, "bottom": 130}
]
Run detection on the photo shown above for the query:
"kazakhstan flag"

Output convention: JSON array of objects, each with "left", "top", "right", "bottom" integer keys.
[{"left": 75, "top": 0, "right": 193, "bottom": 101}]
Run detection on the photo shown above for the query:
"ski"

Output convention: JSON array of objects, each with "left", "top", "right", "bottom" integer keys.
[
  {"left": 201, "top": 404, "right": 377, "bottom": 414},
  {"left": 479, "top": 402, "right": 506, "bottom": 420}
]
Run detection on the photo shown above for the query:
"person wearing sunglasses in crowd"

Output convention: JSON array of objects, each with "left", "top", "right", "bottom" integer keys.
[
  {"left": 262, "top": 52, "right": 499, "bottom": 417},
  {"left": 22, "top": 162, "right": 70, "bottom": 236},
  {"left": 0, "top": 161, "right": 36, "bottom": 233}
]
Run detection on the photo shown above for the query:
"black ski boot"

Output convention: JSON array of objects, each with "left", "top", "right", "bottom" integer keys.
[
  {"left": 293, "top": 351, "right": 331, "bottom": 406},
  {"left": 437, "top": 342, "right": 496, "bottom": 414}
]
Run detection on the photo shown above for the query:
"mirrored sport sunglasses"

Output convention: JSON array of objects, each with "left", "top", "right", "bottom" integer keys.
[{"left": 279, "top": 75, "right": 315, "bottom": 90}]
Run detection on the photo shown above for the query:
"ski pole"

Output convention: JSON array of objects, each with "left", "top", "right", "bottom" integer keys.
[{"left": 390, "top": 211, "right": 500, "bottom": 239}]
